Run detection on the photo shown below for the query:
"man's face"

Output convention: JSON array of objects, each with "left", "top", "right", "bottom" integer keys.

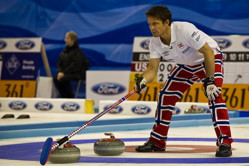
[
  {"left": 147, "top": 17, "right": 168, "bottom": 37},
  {"left": 64, "top": 33, "right": 74, "bottom": 47}
]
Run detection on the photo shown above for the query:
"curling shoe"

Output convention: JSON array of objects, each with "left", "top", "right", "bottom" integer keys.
[
  {"left": 215, "top": 143, "right": 232, "bottom": 157},
  {"left": 135, "top": 139, "right": 165, "bottom": 152}
]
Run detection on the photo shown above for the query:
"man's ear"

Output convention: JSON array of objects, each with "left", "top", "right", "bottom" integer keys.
[{"left": 165, "top": 19, "right": 170, "bottom": 26}]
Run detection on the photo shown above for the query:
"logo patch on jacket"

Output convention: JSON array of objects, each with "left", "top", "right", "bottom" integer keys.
[{"left": 178, "top": 42, "right": 184, "bottom": 49}]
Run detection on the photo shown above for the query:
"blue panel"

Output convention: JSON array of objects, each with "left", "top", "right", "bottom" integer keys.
[
  {"left": 1, "top": 53, "right": 40, "bottom": 80},
  {"left": 239, "top": 111, "right": 249, "bottom": 117}
]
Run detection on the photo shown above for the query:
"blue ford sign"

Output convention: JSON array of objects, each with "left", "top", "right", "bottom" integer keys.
[
  {"left": 172, "top": 107, "right": 181, "bottom": 115},
  {"left": 15, "top": 40, "right": 35, "bottom": 50},
  {"left": 92, "top": 83, "right": 126, "bottom": 95},
  {"left": 243, "top": 39, "right": 249, "bottom": 49},
  {"left": 61, "top": 102, "right": 80, "bottom": 111},
  {"left": 9, "top": 101, "right": 27, "bottom": 110},
  {"left": 35, "top": 102, "right": 53, "bottom": 111},
  {"left": 140, "top": 39, "right": 150, "bottom": 50},
  {"left": 0, "top": 40, "right": 7, "bottom": 50},
  {"left": 213, "top": 38, "right": 231, "bottom": 49},
  {"left": 104, "top": 105, "right": 123, "bottom": 114},
  {"left": 131, "top": 105, "right": 151, "bottom": 115}
]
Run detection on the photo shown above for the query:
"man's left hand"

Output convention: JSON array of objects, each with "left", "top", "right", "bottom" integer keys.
[
  {"left": 57, "top": 72, "right": 64, "bottom": 81},
  {"left": 204, "top": 77, "right": 220, "bottom": 101}
]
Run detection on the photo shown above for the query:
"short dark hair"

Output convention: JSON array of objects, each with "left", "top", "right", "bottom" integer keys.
[{"left": 145, "top": 5, "right": 172, "bottom": 26}]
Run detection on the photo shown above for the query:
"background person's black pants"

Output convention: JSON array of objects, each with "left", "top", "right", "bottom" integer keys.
[{"left": 53, "top": 74, "right": 79, "bottom": 98}]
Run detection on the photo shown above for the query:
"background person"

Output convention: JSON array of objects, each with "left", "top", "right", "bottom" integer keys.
[
  {"left": 53, "top": 31, "right": 86, "bottom": 98},
  {"left": 134, "top": 5, "right": 233, "bottom": 157}
]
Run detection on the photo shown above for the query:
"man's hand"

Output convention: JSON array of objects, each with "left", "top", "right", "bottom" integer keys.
[
  {"left": 134, "top": 77, "right": 147, "bottom": 94},
  {"left": 57, "top": 72, "right": 64, "bottom": 81},
  {"left": 204, "top": 77, "right": 220, "bottom": 101}
]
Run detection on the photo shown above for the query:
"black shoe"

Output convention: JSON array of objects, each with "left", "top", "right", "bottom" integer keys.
[
  {"left": 215, "top": 143, "right": 232, "bottom": 157},
  {"left": 135, "top": 139, "right": 165, "bottom": 152}
]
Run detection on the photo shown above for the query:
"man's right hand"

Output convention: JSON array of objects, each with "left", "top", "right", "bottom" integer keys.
[{"left": 134, "top": 77, "right": 147, "bottom": 94}]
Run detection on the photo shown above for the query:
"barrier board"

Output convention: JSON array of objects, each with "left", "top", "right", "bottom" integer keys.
[{"left": 0, "top": 98, "right": 88, "bottom": 113}]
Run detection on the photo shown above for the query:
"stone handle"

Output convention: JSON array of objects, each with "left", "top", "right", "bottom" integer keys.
[{"left": 104, "top": 132, "right": 114, "bottom": 138}]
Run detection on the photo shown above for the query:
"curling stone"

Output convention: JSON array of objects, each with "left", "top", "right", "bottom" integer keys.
[
  {"left": 48, "top": 139, "right": 80, "bottom": 163},
  {"left": 94, "top": 132, "right": 125, "bottom": 156}
]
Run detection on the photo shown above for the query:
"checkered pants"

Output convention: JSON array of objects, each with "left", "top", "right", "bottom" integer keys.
[{"left": 150, "top": 50, "right": 233, "bottom": 148}]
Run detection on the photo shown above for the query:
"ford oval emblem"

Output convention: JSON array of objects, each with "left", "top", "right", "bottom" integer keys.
[
  {"left": 196, "top": 106, "right": 210, "bottom": 113},
  {"left": 35, "top": 102, "right": 53, "bottom": 111},
  {"left": 9, "top": 101, "right": 27, "bottom": 110},
  {"left": 172, "top": 107, "right": 181, "bottom": 115},
  {"left": 92, "top": 83, "right": 126, "bottom": 95},
  {"left": 104, "top": 105, "right": 123, "bottom": 114},
  {"left": 131, "top": 105, "right": 151, "bottom": 115},
  {"left": 0, "top": 40, "right": 7, "bottom": 50},
  {"left": 15, "top": 40, "right": 35, "bottom": 50},
  {"left": 61, "top": 102, "right": 80, "bottom": 111},
  {"left": 213, "top": 38, "right": 231, "bottom": 49},
  {"left": 242, "top": 39, "right": 249, "bottom": 49},
  {"left": 140, "top": 39, "right": 150, "bottom": 50}
]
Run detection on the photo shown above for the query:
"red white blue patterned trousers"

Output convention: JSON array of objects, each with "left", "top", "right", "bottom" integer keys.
[{"left": 150, "top": 50, "right": 233, "bottom": 148}]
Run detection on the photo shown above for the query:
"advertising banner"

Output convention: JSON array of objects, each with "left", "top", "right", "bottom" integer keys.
[
  {"left": 0, "top": 80, "right": 37, "bottom": 97},
  {"left": 129, "top": 36, "right": 249, "bottom": 110},
  {"left": 0, "top": 38, "right": 41, "bottom": 80},
  {"left": 128, "top": 83, "right": 249, "bottom": 111},
  {"left": 86, "top": 70, "right": 130, "bottom": 107},
  {"left": 0, "top": 38, "right": 41, "bottom": 97},
  {"left": 1, "top": 53, "right": 39, "bottom": 80},
  {"left": 99, "top": 100, "right": 209, "bottom": 116},
  {"left": 0, "top": 97, "right": 86, "bottom": 113}
]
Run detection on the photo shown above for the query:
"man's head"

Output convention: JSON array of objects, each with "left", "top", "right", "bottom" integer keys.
[
  {"left": 145, "top": 5, "right": 172, "bottom": 26},
  {"left": 145, "top": 5, "right": 172, "bottom": 37},
  {"left": 65, "top": 31, "right": 78, "bottom": 47}
]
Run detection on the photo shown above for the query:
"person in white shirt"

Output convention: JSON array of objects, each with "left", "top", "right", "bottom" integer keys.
[{"left": 134, "top": 5, "right": 233, "bottom": 157}]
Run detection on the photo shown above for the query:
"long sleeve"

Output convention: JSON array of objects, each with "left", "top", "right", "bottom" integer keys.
[
  {"left": 56, "top": 52, "right": 64, "bottom": 73},
  {"left": 63, "top": 48, "right": 85, "bottom": 74}
]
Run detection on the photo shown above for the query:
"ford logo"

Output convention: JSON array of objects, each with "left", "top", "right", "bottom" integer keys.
[
  {"left": 213, "top": 38, "right": 231, "bottom": 49},
  {"left": 104, "top": 105, "right": 123, "bottom": 114},
  {"left": 196, "top": 106, "right": 210, "bottom": 113},
  {"left": 35, "top": 102, "right": 53, "bottom": 111},
  {"left": 61, "top": 102, "right": 80, "bottom": 111},
  {"left": 15, "top": 40, "right": 35, "bottom": 50},
  {"left": 242, "top": 39, "right": 249, "bottom": 49},
  {"left": 9, "top": 101, "right": 27, "bottom": 110},
  {"left": 131, "top": 105, "right": 151, "bottom": 115},
  {"left": 140, "top": 39, "right": 150, "bottom": 50},
  {"left": 92, "top": 83, "right": 126, "bottom": 95},
  {"left": 172, "top": 107, "right": 181, "bottom": 115},
  {"left": 0, "top": 40, "right": 7, "bottom": 50}
]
